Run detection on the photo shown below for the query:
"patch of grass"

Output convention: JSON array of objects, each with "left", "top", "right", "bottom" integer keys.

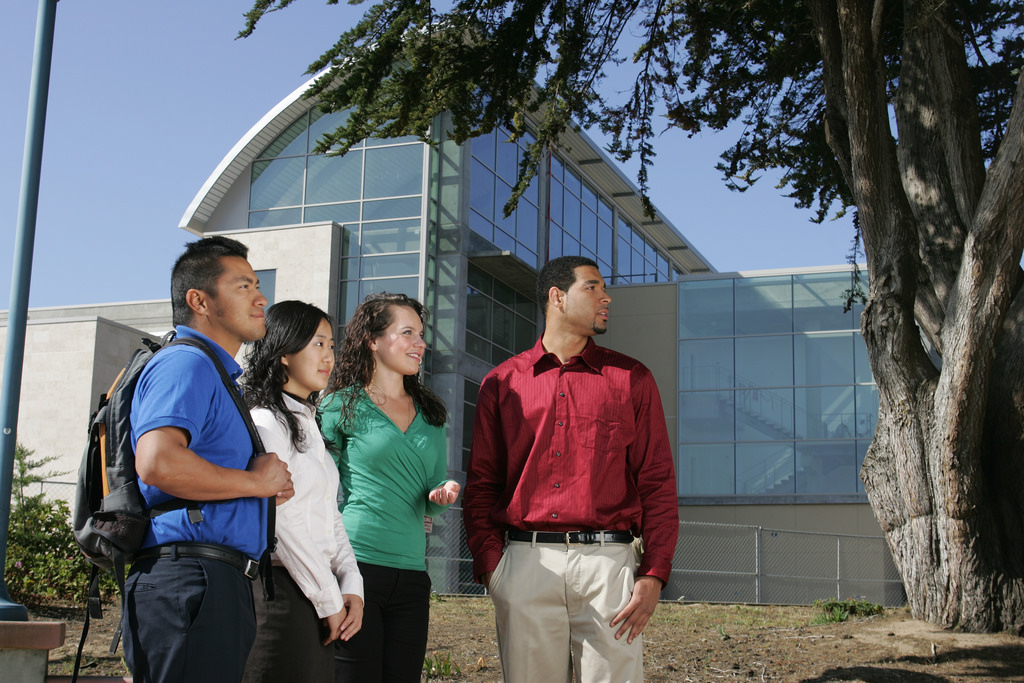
[
  {"left": 812, "top": 597, "right": 884, "bottom": 624},
  {"left": 424, "top": 650, "right": 462, "bottom": 679}
]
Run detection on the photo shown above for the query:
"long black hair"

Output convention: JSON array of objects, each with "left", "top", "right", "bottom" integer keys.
[
  {"left": 242, "top": 300, "right": 334, "bottom": 452},
  {"left": 326, "top": 292, "right": 447, "bottom": 428}
]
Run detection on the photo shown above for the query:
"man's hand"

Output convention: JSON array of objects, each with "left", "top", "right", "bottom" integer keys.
[
  {"left": 428, "top": 480, "right": 461, "bottom": 505},
  {"left": 480, "top": 571, "right": 493, "bottom": 591},
  {"left": 249, "top": 452, "right": 294, "bottom": 503},
  {"left": 610, "top": 575, "right": 663, "bottom": 644}
]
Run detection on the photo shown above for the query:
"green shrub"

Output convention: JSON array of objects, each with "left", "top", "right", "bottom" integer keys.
[{"left": 4, "top": 443, "right": 112, "bottom": 606}]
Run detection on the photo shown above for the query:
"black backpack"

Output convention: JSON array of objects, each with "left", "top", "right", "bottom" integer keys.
[{"left": 70, "top": 332, "right": 272, "bottom": 676}]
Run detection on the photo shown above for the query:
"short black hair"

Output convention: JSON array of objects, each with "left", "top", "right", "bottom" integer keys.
[
  {"left": 536, "top": 255, "right": 599, "bottom": 313},
  {"left": 170, "top": 236, "right": 250, "bottom": 326}
]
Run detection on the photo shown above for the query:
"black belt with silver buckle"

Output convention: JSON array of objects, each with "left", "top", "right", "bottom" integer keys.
[
  {"left": 134, "top": 542, "right": 260, "bottom": 580},
  {"left": 507, "top": 530, "right": 635, "bottom": 545}
]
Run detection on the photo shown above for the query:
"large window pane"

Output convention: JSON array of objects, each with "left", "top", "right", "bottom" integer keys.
[
  {"left": 361, "top": 219, "right": 421, "bottom": 254},
  {"left": 365, "top": 133, "right": 419, "bottom": 146},
  {"left": 736, "top": 443, "right": 794, "bottom": 494},
  {"left": 523, "top": 171, "right": 539, "bottom": 205},
  {"left": 248, "top": 208, "right": 301, "bottom": 229},
  {"left": 581, "top": 207, "right": 598, "bottom": 249},
  {"left": 736, "top": 336, "right": 793, "bottom": 387},
  {"left": 855, "top": 384, "right": 879, "bottom": 438},
  {"left": 563, "top": 194, "right": 581, "bottom": 239},
  {"left": 259, "top": 115, "right": 308, "bottom": 159},
  {"left": 679, "top": 279, "right": 734, "bottom": 337},
  {"left": 467, "top": 265, "right": 491, "bottom": 295},
  {"left": 854, "top": 334, "right": 873, "bottom": 383},
  {"left": 632, "top": 247, "right": 646, "bottom": 282},
  {"left": 359, "top": 276, "right": 418, "bottom": 300},
  {"left": 736, "top": 276, "right": 793, "bottom": 335},
  {"left": 341, "top": 224, "right": 359, "bottom": 257},
  {"left": 466, "top": 288, "right": 490, "bottom": 338},
  {"left": 254, "top": 269, "right": 276, "bottom": 306},
  {"left": 564, "top": 167, "right": 582, "bottom": 196},
  {"left": 250, "top": 157, "right": 304, "bottom": 210},
  {"left": 360, "top": 253, "right": 419, "bottom": 278},
  {"left": 362, "top": 197, "right": 421, "bottom": 221},
  {"left": 493, "top": 305, "right": 514, "bottom": 342},
  {"left": 304, "top": 203, "right": 360, "bottom": 225},
  {"left": 306, "top": 152, "right": 363, "bottom": 204},
  {"left": 796, "top": 441, "right": 857, "bottom": 493},
  {"left": 495, "top": 179, "right": 517, "bottom": 236},
  {"left": 308, "top": 109, "right": 352, "bottom": 153},
  {"left": 472, "top": 129, "right": 496, "bottom": 167},
  {"left": 679, "top": 391, "right": 734, "bottom": 441},
  {"left": 363, "top": 145, "right": 423, "bottom": 198},
  {"left": 597, "top": 220, "right": 614, "bottom": 265},
  {"left": 493, "top": 227, "right": 515, "bottom": 252},
  {"left": 679, "top": 444, "right": 735, "bottom": 495},
  {"left": 516, "top": 202, "right": 539, "bottom": 254},
  {"left": 795, "top": 333, "right": 854, "bottom": 385},
  {"left": 795, "top": 386, "right": 855, "bottom": 439},
  {"left": 338, "top": 281, "right": 360, "bottom": 325},
  {"left": 514, "top": 317, "right": 537, "bottom": 353},
  {"left": 492, "top": 279, "right": 515, "bottom": 307},
  {"left": 794, "top": 273, "right": 856, "bottom": 332},
  {"left": 470, "top": 160, "right": 496, "bottom": 219},
  {"left": 735, "top": 387, "right": 794, "bottom": 440},
  {"left": 496, "top": 133, "right": 518, "bottom": 183},
  {"left": 679, "top": 339, "right": 733, "bottom": 390},
  {"left": 549, "top": 178, "right": 564, "bottom": 226},
  {"left": 549, "top": 228, "right": 563, "bottom": 259}
]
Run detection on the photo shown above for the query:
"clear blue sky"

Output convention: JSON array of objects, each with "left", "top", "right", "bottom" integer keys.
[{"left": 1, "top": 0, "right": 855, "bottom": 309}]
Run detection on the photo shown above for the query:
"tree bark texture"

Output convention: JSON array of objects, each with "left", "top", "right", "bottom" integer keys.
[{"left": 811, "top": 0, "right": 1024, "bottom": 632}]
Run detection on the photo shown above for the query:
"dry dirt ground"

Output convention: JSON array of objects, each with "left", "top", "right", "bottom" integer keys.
[{"left": 36, "top": 596, "right": 1024, "bottom": 681}]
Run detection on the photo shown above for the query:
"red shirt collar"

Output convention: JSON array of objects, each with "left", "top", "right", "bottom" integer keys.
[{"left": 528, "top": 336, "right": 602, "bottom": 373}]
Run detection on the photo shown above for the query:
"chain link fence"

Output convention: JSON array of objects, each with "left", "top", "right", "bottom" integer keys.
[
  {"left": 425, "top": 508, "right": 906, "bottom": 607},
  {"left": 38, "top": 480, "right": 905, "bottom": 608}
]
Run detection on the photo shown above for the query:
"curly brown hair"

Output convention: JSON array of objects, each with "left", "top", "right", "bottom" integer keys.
[{"left": 325, "top": 292, "right": 447, "bottom": 428}]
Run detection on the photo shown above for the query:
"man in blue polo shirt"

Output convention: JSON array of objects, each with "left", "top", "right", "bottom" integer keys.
[{"left": 123, "top": 236, "right": 294, "bottom": 683}]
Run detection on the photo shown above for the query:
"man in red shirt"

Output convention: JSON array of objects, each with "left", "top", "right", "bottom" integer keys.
[{"left": 464, "top": 255, "right": 679, "bottom": 683}]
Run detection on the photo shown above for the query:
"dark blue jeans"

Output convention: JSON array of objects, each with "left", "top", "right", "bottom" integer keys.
[
  {"left": 123, "top": 554, "right": 256, "bottom": 683},
  {"left": 334, "top": 561, "right": 431, "bottom": 683}
]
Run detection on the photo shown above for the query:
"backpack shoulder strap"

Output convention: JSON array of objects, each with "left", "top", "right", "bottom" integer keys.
[{"left": 167, "top": 337, "right": 276, "bottom": 599}]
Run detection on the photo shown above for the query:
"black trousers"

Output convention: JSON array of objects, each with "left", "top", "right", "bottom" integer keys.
[
  {"left": 123, "top": 555, "right": 256, "bottom": 683},
  {"left": 334, "top": 561, "right": 431, "bottom": 683},
  {"left": 243, "top": 565, "right": 334, "bottom": 682}
]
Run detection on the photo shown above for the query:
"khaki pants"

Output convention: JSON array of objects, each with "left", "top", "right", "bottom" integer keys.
[{"left": 488, "top": 538, "right": 644, "bottom": 683}]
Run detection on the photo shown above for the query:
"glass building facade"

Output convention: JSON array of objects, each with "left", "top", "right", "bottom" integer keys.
[
  {"left": 181, "top": 91, "right": 711, "bottom": 480},
  {"left": 245, "top": 114, "right": 690, "bottom": 340},
  {"left": 677, "top": 270, "right": 877, "bottom": 500}
]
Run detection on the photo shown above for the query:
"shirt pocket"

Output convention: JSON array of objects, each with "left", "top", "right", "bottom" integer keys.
[{"left": 576, "top": 414, "right": 635, "bottom": 452}]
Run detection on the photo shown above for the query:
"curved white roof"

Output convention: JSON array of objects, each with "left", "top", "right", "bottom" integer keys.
[{"left": 179, "top": 77, "right": 319, "bottom": 233}]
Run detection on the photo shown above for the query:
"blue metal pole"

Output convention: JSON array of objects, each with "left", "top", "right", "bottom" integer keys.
[{"left": 0, "top": 0, "right": 58, "bottom": 621}]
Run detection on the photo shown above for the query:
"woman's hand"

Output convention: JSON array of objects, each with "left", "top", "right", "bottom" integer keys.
[
  {"left": 338, "top": 594, "right": 363, "bottom": 641},
  {"left": 428, "top": 480, "right": 461, "bottom": 505}
]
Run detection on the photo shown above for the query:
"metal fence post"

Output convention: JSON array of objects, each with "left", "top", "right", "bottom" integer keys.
[
  {"left": 836, "top": 535, "right": 842, "bottom": 599},
  {"left": 755, "top": 526, "right": 762, "bottom": 604}
]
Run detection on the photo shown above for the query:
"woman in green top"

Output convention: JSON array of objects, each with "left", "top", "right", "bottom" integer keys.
[{"left": 320, "top": 292, "right": 460, "bottom": 683}]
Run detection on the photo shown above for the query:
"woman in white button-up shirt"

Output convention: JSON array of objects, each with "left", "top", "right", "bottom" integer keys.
[{"left": 241, "top": 301, "right": 364, "bottom": 683}]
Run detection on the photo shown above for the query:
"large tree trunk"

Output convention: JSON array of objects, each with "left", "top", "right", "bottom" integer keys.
[{"left": 811, "top": 0, "right": 1024, "bottom": 633}]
